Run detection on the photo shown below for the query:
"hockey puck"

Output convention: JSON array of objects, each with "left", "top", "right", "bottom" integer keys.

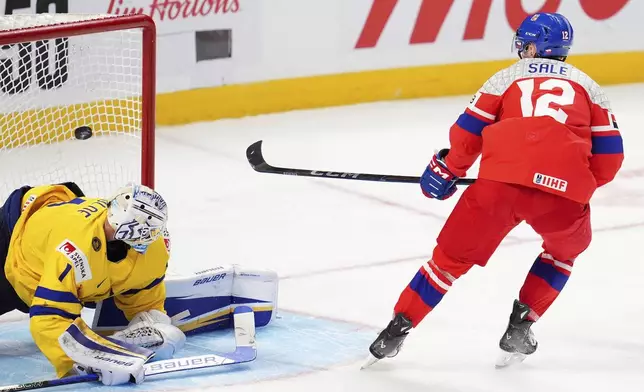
[{"left": 74, "top": 126, "right": 93, "bottom": 140}]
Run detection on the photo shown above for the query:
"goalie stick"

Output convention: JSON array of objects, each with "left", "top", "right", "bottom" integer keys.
[
  {"left": 246, "top": 140, "right": 476, "bottom": 185},
  {"left": 0, "top": 306, "right": 257, "bottom": 392}
]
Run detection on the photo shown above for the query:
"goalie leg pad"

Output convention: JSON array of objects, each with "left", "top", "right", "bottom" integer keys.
[{"left": 92, "top": 264, "right": 279, "bottom": 335}]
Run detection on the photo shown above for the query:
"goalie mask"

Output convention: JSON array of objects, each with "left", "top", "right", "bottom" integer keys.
[{"left": 107, "top": 183, "right": 168, "bottom": 253}]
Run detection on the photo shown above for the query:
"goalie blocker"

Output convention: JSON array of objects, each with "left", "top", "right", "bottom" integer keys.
[{"left": 91, "top": 265, "right": 278, "bottom": 335}]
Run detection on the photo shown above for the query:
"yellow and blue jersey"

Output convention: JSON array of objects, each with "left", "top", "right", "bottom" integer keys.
[{"left": 3, "top": 184, "right": 170, "bottom": 377}]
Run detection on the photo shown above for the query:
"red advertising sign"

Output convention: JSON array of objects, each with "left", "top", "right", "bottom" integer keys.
[
  {"left": 356, "top": 0, "right": 631, "bottom": 49},
  {"left": 107, "top": 0, "right": 240, "bottom": 21}
]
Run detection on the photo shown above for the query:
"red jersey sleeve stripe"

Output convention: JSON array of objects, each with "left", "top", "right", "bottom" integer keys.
[
  {"left": 592, "top": 130, "right": 620, "bottom": 137},
  {"left": 464, "top": 108, "right": 494, "bottom": 123},
  {"left": 468, "top": 92, "right": 500, "bottom": 121},
  {"left": 590, "top": 106, "right": 619, "bottom": 132},
  {"left": 466, "top": 103, "right": 496, "bottom": 121}
]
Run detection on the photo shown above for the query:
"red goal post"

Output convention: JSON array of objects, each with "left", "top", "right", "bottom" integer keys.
[{"left": 0, "top": 13, "right": 156, "bottom": 197}]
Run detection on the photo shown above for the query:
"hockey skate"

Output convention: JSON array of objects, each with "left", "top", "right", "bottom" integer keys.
[
  {"left": 361, "top": 313, "right": 412, "bottom": 369},
  {"left": 495, "top": 299, "right": 538, "bottom": 368}
]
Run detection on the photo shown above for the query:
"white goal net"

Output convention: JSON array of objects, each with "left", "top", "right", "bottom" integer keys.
[{"left": 0, "top": 13, "right": 155, "bottom": 201}]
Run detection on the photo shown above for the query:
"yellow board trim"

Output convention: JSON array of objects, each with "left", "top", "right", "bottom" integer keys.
[{"left": 156, "top": 51, "right": 644, "bottom": 126}]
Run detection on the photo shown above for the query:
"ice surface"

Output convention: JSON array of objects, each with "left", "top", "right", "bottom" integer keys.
[
  {"left": 0, "top": 83, "right": 642, "bottom": 391},
  {"left": 0, "top": 311, "right": 374, "bottom": 391}
]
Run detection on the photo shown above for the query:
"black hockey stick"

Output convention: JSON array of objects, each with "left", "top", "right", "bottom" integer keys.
[
  {"left": 0, "top": 307, "right": 257, "bottom": 391},
  {"left": 246, "top": 140, "right": 476, "bottom": 185}
]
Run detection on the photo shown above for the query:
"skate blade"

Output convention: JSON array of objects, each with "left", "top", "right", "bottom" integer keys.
[
  {"left": 360, "top": 354, "right": 380, "bottom": 370},
  {"left": 495, "top": 350, "right": 527, "bottom": 369}
]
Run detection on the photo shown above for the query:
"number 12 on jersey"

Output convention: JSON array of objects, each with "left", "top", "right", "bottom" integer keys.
[{"left": 517, "top": 78, "right": 575, "bottom": 124}]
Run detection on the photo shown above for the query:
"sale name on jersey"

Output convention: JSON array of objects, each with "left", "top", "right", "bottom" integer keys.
[
  {"left": 528, "top": 63, "right": 567, "bottom": 76},
  {"left": 533, "top": 173, "right": 568, "bottom": 192}
]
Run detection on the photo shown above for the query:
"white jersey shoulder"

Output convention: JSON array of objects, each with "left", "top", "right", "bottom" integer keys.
[{"left": 479, "top": 58, "right": 611, "bottom": 110}]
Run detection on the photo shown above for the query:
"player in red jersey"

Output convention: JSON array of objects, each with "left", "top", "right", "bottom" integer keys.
[{"left": 364, "top": 12, "right": 624, "bottom": 369}]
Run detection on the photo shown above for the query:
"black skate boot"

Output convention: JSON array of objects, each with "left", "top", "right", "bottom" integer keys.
[
  {"left": 495, "top": 299, "right": 538, "bottom": 368},
  {"left": 361, "top": 313, "right": 412, "bottom": 369}
]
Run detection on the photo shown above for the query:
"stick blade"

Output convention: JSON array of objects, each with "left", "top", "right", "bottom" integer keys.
[
  {"left": 143, "top": 309, "right": 258, "bottom": 378},
  {"left": 234, "top": 306, "right": 257, "bottom": 352},
  {"left": 246, "top": 140, "right": 267, "bottom": 171}
]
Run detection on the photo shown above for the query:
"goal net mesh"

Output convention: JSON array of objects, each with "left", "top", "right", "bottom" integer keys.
[{"left": 0, "top": 14, "right": 147, "bottom": 201}]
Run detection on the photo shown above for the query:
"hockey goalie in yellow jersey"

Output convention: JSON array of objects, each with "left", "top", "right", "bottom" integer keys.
[{"left": 0, "top": 182, "right": 186, "bottom": 386}]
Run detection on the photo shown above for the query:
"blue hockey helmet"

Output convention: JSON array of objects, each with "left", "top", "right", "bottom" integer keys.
[{"left": 513, "top": 13, "right": 573, "bottom": 58}]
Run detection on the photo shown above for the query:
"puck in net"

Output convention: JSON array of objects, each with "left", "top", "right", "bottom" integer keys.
[{"left": 74, "top": 126, "right": 93, "bottom": 140}]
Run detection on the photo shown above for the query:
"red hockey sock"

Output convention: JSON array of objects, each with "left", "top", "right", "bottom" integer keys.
[
  {"left": 394, "top": 259, "right": 453, "bottom": 327},
  {"left": 519, "top": 252, "right": 573, "bottom": 320}
]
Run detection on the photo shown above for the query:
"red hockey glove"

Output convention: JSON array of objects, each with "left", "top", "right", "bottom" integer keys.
[{"left": 420, "top": 149, "right": 459, "bottom": 200}]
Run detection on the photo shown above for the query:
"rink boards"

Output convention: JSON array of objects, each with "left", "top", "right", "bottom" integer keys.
[{"left": 155, "top": 50, "right": 644, "bottom": 126}]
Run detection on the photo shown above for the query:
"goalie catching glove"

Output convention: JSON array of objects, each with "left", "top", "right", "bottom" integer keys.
[{"left": 110, "top": 309, "right": 186, "bottom": 361}]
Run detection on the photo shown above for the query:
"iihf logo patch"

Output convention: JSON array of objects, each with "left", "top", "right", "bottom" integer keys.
[
  {"left": 534, "top": 174, "right": 543, "bottom": 184},
  {"left": 533, "top": 173, "right": 567, "bottom": 192}
]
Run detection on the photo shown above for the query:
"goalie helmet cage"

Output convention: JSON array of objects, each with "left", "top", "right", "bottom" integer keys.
[{"left": 0, "top": 13, "right": 156, "bottom": 200}]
